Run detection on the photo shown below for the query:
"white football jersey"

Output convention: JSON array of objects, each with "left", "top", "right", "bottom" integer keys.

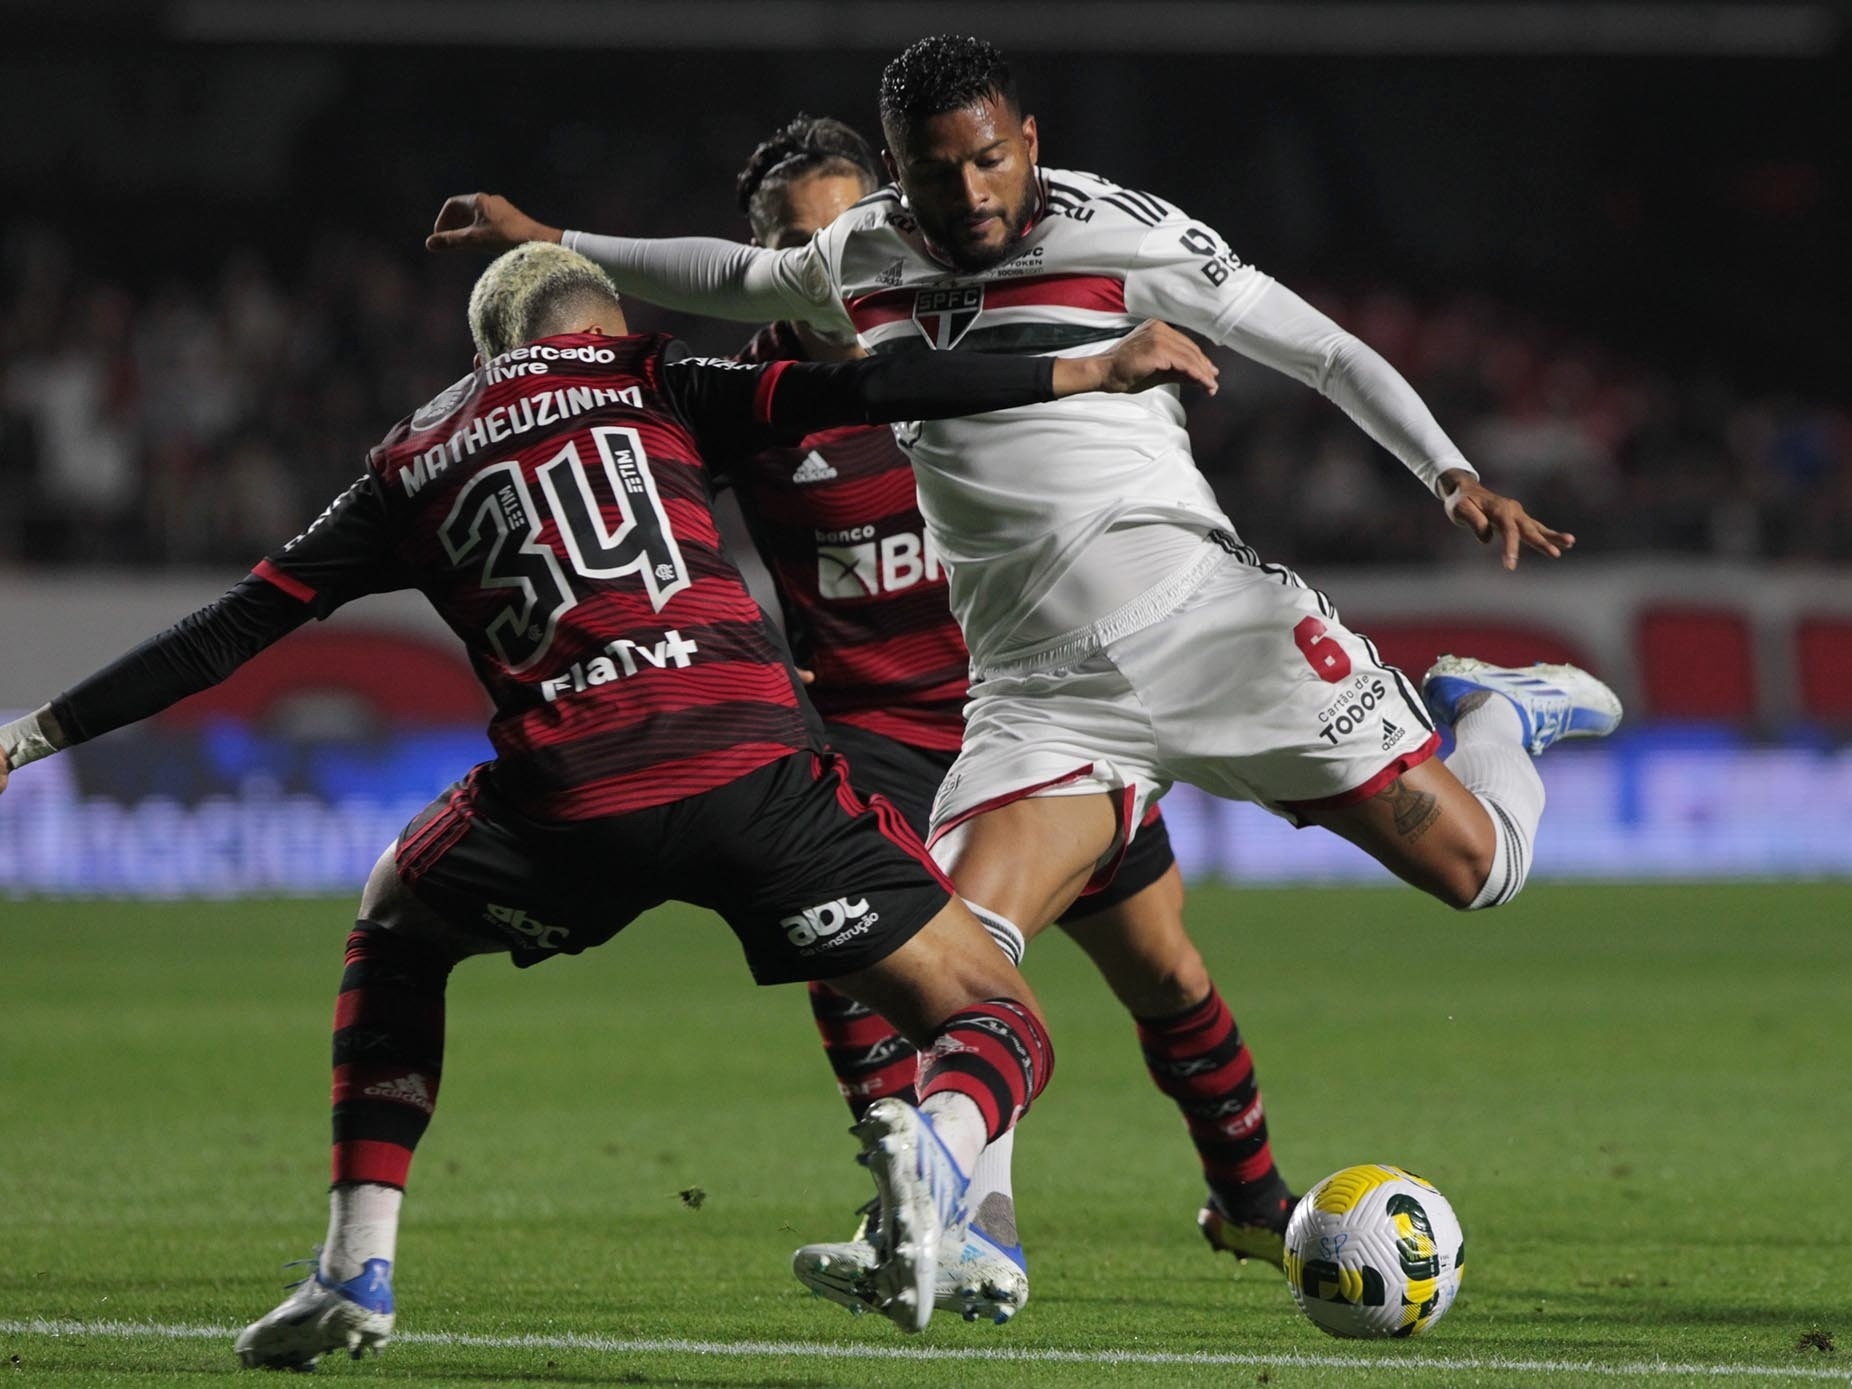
[
  {"left": 570, "top": 166, "right": 1472, "bottom": 671},
  {"left": 789, "top": 168, "right": 1463, "bottom": 669}
]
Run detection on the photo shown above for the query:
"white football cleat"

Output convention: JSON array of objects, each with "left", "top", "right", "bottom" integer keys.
[
  {"left": 793, "top": 1194, "right": 1029, "bottom": 1324},
  {"left": 852, "top": 1098, "right": 971, "bottom": 1333},
  {"left": 1422, "top": 656, "right": 1622, "bottom": 755},
  {"left": 233, "top": 1257, "right": 394, "bottom": 1370}
]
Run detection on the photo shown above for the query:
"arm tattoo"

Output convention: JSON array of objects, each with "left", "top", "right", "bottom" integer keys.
[{"left": 1378, "top": 775, "right": 1440, "bottom": 841}]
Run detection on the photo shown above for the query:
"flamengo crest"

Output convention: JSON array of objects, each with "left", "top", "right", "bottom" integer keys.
[{"left": 912, "top": 285, "right": 984, "bottom": 349}]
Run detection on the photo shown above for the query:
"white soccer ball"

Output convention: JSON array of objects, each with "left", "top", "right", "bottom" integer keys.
[{"left": 1283, "top": 1164, "right": 1465, "bottom": 1338}]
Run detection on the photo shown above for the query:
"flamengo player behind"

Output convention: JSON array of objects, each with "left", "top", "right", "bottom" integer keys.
[
  {"left": 722, "top": 115, "right": 1295, "bottom": 1322},
  {"left": 0, "top": 245, "right": 1222, "bottom": 1356},
  {"left": 430, "top": 28, "right": 1621, "bottom": 1288}
]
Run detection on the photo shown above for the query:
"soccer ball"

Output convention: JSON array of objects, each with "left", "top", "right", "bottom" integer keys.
[{"left": 1282, "top": 1164, "right": 1465, "bottom": 1338}]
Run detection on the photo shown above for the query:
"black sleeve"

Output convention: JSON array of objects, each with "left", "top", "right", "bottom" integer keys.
[
  {"left": 261, "top": 471, "right": 413, "bottom": 618},
  {"left": 48, "top": 471, "right": 409, "bottom": 747},
  {"left": 50, "top": 576, "right": 314, "bottom": 746},
  {"left": 662, "top": 352, "right": 1058, "bottom": 460}
]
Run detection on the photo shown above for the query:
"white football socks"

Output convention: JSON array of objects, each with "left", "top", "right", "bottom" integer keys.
[
  {"left": 967, "top": 1128, "right": 1017, "bottom": 1225},
  {"left": 320, "top": 1182, "right": 402, "bottom": 1283},
  {"left": 918, "top": 1092, "right": 988, "bottom": 1177},
  {"left": 1445, "top": 695, "right": 1545, "bottom": 909}
]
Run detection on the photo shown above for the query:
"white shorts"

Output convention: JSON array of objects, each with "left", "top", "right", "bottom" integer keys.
[{"left": 929, "top": 547, "right": 1439, "bottom": 868}]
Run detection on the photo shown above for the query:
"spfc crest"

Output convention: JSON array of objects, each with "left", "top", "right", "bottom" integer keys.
[{"left": 911, "top": 285, "right": 984, "bottom": 349}]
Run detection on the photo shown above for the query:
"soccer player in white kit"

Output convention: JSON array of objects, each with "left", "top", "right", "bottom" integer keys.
[{"left": 429, "top": 35, "right": 1621, "bottom": 1325}]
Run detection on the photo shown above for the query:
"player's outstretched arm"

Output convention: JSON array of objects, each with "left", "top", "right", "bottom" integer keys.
[
  {"left": 0, "top": 574, "right": 326, "bottom": 792},
  {"left": 0, "top": 704, "right": 64, "bottom": 794},
  {"left": 426, "top": 193, "right": 563, "bottom": 253},
  {"left": 1213, "top": 282, "right": 1566, "bottom": 569},
  {"left": 1439, "top": 469, "right": 1575, "bottom": 570},
  {"left": 1123, "top": 211, "right": 1567, "bottom": 567},
  {"left": 1057, "top": 319, "right": 1218, "bottom": 398},
  {"left": 713, "top": 318, "right": 1217, "bottom": 442},
  {"left": 427, "top": 189, "right": 844, "bottom": 333}
]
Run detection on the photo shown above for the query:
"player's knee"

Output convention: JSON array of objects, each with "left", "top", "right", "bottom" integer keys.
[
  {"left": 1452, "top": 845, "right": 1530, "bottom": 912},
  {"left": 1116, "top": 944, "right": 1211, "bottom": 1017},
  {"left": 356, "top": 844, "right": 491, "bottom": 960},
  {"left": 1433, "top": 845, "right": 1499, "bottom": 911}
]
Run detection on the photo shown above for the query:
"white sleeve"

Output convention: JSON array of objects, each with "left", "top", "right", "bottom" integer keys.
[
  {"left": 1123, "top": 217, "right": 1473, "bottom": 497},
  {"left": 560, "top": 230, "right": 856, "bottom": 340}
]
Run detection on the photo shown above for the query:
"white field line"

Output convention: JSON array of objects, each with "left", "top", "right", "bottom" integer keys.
[{"left": 3, "top": 1318, "right": 1848, "bottom": 1382}]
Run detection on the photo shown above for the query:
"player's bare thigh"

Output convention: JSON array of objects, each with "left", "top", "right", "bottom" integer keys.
[
  {"left": 826, "top": 898, "right": 1045, "bottom": 1045},
  {"left": 357, "top": 844, "right": 502, "bottom": 963},
  {"left": 933, "top": 791, "right": 1121, "bottom": 937},
  {"left": 1299, "top": 759, "right": 1496, "bottom": 909},
  {"left": 1057, "top": 862, "right": 1209, "bottom": 1018}
]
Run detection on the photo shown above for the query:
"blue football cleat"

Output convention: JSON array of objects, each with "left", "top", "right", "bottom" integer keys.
[{"left": 1423, "top": 656, "right": 1623, "bottom": 755}]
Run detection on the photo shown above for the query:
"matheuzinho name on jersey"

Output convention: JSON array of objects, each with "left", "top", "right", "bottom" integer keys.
[{"left": 398, "top": 384, "right": 645, "bottom": 499}]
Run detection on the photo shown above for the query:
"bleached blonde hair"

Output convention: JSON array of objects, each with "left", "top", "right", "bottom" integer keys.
[{"left": 467, "top": 242, "right": 621, "bottom": 360}]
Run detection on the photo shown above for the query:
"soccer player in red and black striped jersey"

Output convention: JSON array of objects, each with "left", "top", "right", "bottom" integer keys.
[
  {"left": 0, "top": 244, "right": 1220, "bottom": 1356},
  {"left": 713, "top": 117, "right": 1298, "bottom": 1321}
]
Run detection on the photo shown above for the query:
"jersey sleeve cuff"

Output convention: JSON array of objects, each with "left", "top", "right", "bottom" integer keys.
[
  {"left": 752, "top": 359, "right": 796, "bottom": 425},
  {"left": 253, "top": 558, "right": 317, "bottom": 604}
]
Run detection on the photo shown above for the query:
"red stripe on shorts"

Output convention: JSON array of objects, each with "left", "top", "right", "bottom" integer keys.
[{"left": 1278, "top": 731, "right": 1442, "bottom": 821}]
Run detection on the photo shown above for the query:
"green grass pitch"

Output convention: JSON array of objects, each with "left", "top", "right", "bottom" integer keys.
[{"left": 3, "top": 884, "right": 1849, "bottom": 1387}]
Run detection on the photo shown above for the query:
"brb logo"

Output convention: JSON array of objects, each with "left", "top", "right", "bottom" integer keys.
[
  {"left": 781, "top": 896, "right": 879, "bottom": 951},
  {"left": 912, "top": 285, "right": 984, "bottom": 349},
  {"left": 816, "top": 527, "right": 943, "bottom": 600}
]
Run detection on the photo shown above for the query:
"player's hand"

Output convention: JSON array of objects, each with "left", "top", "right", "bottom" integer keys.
[
  {"left": 1440, "top": 470, "right": 1575, "bottom": 570},
  {"left": 426, "top": 193, "right": 562, "bottom": 254},
  {"left": 796, "top": 667, "right": 816, "bottom": 685},
  {"left": 0, "top": 754, "right": 10, "bottom": 797},
  {"left": 1054, "top": 320, "right": 1219, "bottom": 398}
]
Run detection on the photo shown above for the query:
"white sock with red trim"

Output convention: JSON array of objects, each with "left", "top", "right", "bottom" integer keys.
[{"left": 1446, "top": 695, "right": 1545, "bottom": 909}]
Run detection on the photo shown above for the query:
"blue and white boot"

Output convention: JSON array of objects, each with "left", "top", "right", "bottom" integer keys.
[
  {"left": 854, "top": 1097, "right": 972, "bottom": 1333},
  {"left": 794, "top": 1191, "right": 1029, "bottom": 1324},
  {"left": 233, "top": 1256, "right": 394, "bottom": 1369},
  {"left": 1422, "top": 656, "right": 1622, "bottom": 754}
]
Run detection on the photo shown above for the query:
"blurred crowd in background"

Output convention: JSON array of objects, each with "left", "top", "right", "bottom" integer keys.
[
  {"left": 4, "top": 26, "right": 1845, "bottom": 573},
  {"left": 4, "top": 217, "right": 1844, "bottom": 571}
]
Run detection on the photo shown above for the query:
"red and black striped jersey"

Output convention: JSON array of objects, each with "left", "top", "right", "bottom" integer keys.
[
  {"left": 48, "top": 331, "right": 1061, "bottom": 822},
  {"left": 730, "top": 323, "right": 968, "bottom": 753},
  {"left": 259, "top": 332, "right": 816, "bottom": 820}
]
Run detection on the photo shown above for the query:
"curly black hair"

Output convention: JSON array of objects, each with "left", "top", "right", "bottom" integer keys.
[
  {"left": 878, "top": 35, "right": 1019, "bottom": 141},
  {"left": 735, "top": 114, "right": 882, "bottom": 239}
]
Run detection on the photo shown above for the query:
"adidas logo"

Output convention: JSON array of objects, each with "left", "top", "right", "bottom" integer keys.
[
  {"left": 792, "top": 450, "right": 838, "bottom": 484},
  {"left": 876, "top": 257, "right": 906, "bottom": 287},
  {"left": 362, "top": 1073, "right": 435, "bottom": 1114},
  {"left": 1381, "top": 719, "right": 1405, "bottom": 751}
]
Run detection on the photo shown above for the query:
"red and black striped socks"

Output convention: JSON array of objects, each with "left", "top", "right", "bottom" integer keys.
[
  {"left": 320, "top": 924, "right": 454, "bottom": 1279},
  {"left": 1136, "top": 985, "right": 1284, "bottom": 1215},
  {"left": 916, "top": 998, "right": 1053, "bottom": 1173},
  {"left": 330, "top": 925, "right": 452, "bottom": 1189},
  {"left": 806, "top": 981, "right": 920, "bottom": 1121}
]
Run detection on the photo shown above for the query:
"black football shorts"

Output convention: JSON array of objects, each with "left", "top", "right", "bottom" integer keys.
[{"left": 393, "top": 752, "right": 950, "bottom": 984}]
